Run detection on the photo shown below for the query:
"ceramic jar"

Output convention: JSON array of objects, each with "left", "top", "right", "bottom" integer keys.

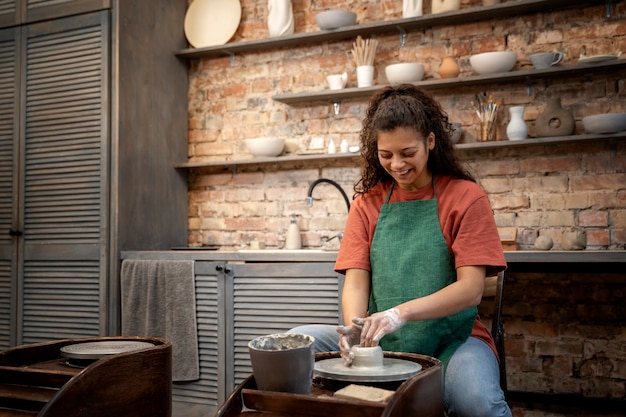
[
  {"left": 267, "top": 0, "right": 294, "bottom": 37},
  {"left": 403, "top": 0, "right": 423, "bottom": 17},
  {"left": 431, "top": 0, "right": 460, "bottom": 14},
  {"left": 535, "top": 98, "right": 575, "bottom": 137},
  {"left": 506, "top": 106, "right": 527, "bottom": 140},
  {"left": 438, "top": 56, "right": 460, "bottom": 78}
]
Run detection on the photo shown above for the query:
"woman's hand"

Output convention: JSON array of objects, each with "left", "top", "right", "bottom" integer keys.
[
  {"left": 336, "top": 324, "right": 361, "bottom": 366},
  {"left": 353, "top": 307, "right": 406, "bottom": 346}
]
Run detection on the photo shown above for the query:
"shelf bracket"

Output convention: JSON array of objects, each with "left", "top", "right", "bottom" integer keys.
[
  {"left": 230, "top": 165, "right": 237, "bottom": 177},
  {"left": 229, "top": 53, "right": 235, "bottom": 67},
  {"left": 606, "top": 0, "right": 613, "bottom": 18},
  {"left": 333, "top": 101, "right": 341, "bottom": 115},
  {"left": 397, "top": 27, "right": 407, "bottom": 47},
  {"left": 526, "top": 77, "right": 533, "bottom": 96}
]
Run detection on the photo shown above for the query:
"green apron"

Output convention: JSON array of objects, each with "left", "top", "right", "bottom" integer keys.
[{"left": 369, "top": 179, "right": 476, "bottom": 368}]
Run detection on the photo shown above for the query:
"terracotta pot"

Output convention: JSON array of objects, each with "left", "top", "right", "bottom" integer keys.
[
  {"left": 535, "top": 97, "right": 575, "bottom": 137},
  {"left": 431, "top": 0, "right": 460, "bottom": 14},
  {"left": 438, "top": 56, "right": 460, "bottom": 78}
]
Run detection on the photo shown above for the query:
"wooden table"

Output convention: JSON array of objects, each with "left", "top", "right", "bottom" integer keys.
[
  {"left": 0, "top": 336, "right": 171, "bottom": 417},
  {"left": 215, "top": 352, "right": 444, "bottom": 417}
]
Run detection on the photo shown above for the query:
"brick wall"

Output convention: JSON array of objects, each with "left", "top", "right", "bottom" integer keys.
[{"left": 185, "top": 0, "right": 626, "bottom": 399}]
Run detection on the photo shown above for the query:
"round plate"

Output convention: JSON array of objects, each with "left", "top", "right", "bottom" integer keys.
[
  {"left": 184, "top": 0, "right": 242, "bottom": 48},
  {"left": 577, "top": 54, "right": 620, "bottom": 64},
  {"left": 314, "top": 357, "right": 422, "bottom": 383},
  {"left": 60, "top": 341, "right": 155, "bottom": 360}
]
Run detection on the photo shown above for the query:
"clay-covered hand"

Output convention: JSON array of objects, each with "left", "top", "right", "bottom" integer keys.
[
  {"left": 353, "top": 307, "right": 406, "bottom": 346},
  {"left": 336, "top": 324, "right": 361, "bottom": 366}
]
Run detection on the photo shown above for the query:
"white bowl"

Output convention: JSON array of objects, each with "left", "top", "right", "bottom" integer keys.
[
  {"left": 315, "top": 10, "right": 357, "bottom": 30},
  {"left": 385, "top": 63, "right": 424, "bottom": 84},
  {"left": 582, "top": 113, "right": 626, "bottom": 134},
  {"left": 244, "top": 138, "right": 285, "bottom": 157},
  {"left": 469, "top": 51, "right": 517, "bottom": 75}
]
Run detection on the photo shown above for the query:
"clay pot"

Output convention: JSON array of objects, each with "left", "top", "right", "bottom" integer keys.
[
  {"left": 438, "top": 56, "right": 460, "bottom": 78},
  {"left": 431, "top": 0, "right": 460, "bottom": 14},
  {"left": 535, "top": 98, "right": 575, "bottom": 137},
  {"left": 561, "top": 227, "right": 587, "bottom": 250},
  {"left": 535, "top": 235, "right": 554, "bottom": 250}
]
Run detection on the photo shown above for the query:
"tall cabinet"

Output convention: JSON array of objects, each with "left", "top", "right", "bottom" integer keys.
[{"left": 0, "top": 0, "right": 188, "bottom": 350}]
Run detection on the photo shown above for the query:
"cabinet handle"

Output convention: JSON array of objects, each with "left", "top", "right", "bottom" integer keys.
[
  {"left": 9, "top": 230, "right": 23, "bottom": 236},
  {"left": 224, "top": 267, "right": 231, "bottom": 274},
  {"left": 215, "top": 265, "right": 223, "bottom": 272}
]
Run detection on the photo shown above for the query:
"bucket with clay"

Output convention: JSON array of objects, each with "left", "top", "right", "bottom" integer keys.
[{"left": 248, "top": 333, "right": 315, "bottom": 394}]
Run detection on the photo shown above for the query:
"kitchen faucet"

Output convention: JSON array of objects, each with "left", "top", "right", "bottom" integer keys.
[{"left": 307, "top": 178, "right": 351, "bottom": 212}]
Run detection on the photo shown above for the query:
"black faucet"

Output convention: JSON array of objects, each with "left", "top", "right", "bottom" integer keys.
[{"left": 307, "top": 178, "right": 350, "bottom": 212}]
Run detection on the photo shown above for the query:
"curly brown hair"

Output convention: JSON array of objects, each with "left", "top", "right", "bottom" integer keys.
[{"left": 354, "top": 84, "right": 475, "bottom": 196}]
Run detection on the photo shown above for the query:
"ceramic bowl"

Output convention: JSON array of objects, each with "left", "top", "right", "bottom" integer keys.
[
  {"left": 315, "top": 10, "right": 357, "bottom": 30},
  {"left": 244, "top": 138, "right": 285, "bottom": 157},
  {"left": 582, "top": 113, "right": 626, "bottom": 134},
  {"left": 469, "top": 51, "right": 517, "bottom": 75},
  {"left": 350, "top": 345, "right": 384, "bottom": 368},
  {"left": 385, "top": 63, "right": 425, "bottom": 84}
]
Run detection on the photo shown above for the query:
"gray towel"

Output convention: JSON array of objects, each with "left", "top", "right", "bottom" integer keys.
[{"left": 121, "top": 259, "right": 199, "bottom": 381}]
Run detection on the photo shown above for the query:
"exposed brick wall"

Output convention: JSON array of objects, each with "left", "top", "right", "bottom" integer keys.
[{"left": 185, "top": 0, "right": 626, "bottom": 400}]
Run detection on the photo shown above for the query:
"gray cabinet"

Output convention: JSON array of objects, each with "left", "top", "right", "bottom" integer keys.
[
  {"left": 0, "top": 1, "right": 188, "bottom": 349},
  {"left": 171, "top": 259, "right": 344, "bottom": 413}
]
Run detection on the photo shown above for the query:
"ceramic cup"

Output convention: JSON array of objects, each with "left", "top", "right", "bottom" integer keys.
[
  {"left": 326, "top": 72, "right": 347, "bottom": 90},
  {"left": 529, "top": 51, "right": 564, "bottom": 69},
  {"left": 350, "top": 345, "right": 384, "bottom": 368},
  {"left": 356, "top": 65, "right": 374, "bottom": 88},
  {"left": 248, "top": 333, "right": 315, "bottom": 394}
]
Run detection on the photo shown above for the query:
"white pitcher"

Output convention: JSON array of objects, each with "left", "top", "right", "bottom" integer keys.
[
  {"left": 267, "top": 0, "right": 294, "bottom": 37},
  {"left": 506, "top": 106, "right": 527, "bottom": 141}
]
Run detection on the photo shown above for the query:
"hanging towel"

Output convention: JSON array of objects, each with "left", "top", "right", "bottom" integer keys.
[{"left": 121, "top": 259, "right": 199, "bottom": 381}]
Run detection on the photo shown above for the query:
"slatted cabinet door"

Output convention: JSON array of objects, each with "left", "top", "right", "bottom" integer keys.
[
  {"left": 0, "top": 26, "right": 18, "bottom": 351},
  {"left": 19, "top": 11, "right": 108, "bottom": 344}
]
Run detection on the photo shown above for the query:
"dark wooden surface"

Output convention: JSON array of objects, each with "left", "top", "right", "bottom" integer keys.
[
  {"left": 0, "top": 336, "right": 171, "bottom": 417},
  {"left": 215, "top": 352, "right": 444, "bottom": 417}
]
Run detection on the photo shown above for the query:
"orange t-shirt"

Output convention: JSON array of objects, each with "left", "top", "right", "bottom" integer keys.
[{"left": 335, "top": 176, "right": 506, "bottom": 359}]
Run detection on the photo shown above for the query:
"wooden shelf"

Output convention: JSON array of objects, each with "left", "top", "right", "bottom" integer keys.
[
  {"left": 174, "top": 133, "right": 625, "bottom": 172},
  {"left": 175, "top": 0, "right": 606, "bottom": 60},
  {"left": 272, "top": 60, "right": 626, "bottom": 105}
]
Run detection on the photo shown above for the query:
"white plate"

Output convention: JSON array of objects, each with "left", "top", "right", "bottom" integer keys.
[
  {"left": 577, "top": 54, "right": 620, "bottom": 64},
  {"left": 184, "top": 0, "right": 242, "bottom": 48},
  {"left": 60, "top": 341, "right": 155, "bottom": 359},
  {"left": 314, "top": 357, "right": 422, "bottom": 382}
]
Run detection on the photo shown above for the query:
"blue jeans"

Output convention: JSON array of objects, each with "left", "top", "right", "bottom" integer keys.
[{"left": 289, "top": 324, "right": 511, "bottom": 417}]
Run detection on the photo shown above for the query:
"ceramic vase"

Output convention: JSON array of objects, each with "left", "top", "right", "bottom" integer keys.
[
  {"left": 438, "top": 56, "right": 460, "bottom": 78},
  {"left": 535, "top": 97, "right": 575, "bottom": 137},
  {"left": 403, "top": 0, "right": 423, "bottom": 18},
  {"left": 506, "top": 106, "right": 527, "bottom": 140},
  {"left": 431, "top": 0, "right": 461, "bottom": 14},
  {"left": 267, "top": 0, "right": 294, "bottom": 37}
]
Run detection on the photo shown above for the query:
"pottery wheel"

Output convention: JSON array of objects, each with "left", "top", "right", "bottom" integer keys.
[
  {"left": 314, "top": 358, "right": 422, "bottom": 383},
  {"left": 60, "top": 341, "right": 155, "bottom": 360}
]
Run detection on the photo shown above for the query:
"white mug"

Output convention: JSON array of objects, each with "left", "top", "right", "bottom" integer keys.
[
  {"left": 529, "top": 51, "right": 564, "bottom": 69},
  {"left": 326, "top": 72, "right": 347, "bottom": 90}
]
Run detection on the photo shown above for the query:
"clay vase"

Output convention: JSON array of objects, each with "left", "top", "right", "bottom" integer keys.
[
  {"left": 431, "top": 0, "right": 460, "bottom": 14},
  {"left": 535, "top": 97, "right": 575, "bottom": 137},
  {"left": 438, "top": 56, "right": 460, "bottom": 78},
  {"left": 561, "top": 227, "right": 587, "bottom": 250},
  {"left": 403, "top": 0, "right": 423, "bottom": 18},
  {"left": 267, "top": 0, "right": 294, "bottom": 37},
  {"left": 506, "top": 106, "right": 527, "bottom": 140}
]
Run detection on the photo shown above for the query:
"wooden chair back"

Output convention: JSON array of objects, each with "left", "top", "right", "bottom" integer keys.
[{"left": 481, "top": 271, "right": 507, "bottom": 395}]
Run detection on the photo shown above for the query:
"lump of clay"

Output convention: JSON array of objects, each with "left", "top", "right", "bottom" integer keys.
[
  {"left": 561, "top": 227, "right": 587, "bottom": 250},
  {"left": 535, "top": 235, "right": 554, "bottom": 250}
]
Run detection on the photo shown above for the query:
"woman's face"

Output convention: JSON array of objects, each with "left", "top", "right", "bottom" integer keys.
[{"left": 377, "top": 127, "right": 434, "bottom": 191}]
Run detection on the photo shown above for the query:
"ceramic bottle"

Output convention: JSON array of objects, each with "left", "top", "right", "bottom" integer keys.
[
  {"left": 403, "top": 0, "right": 423, "bottom": 18},
  {"left": 506, "top": 106, "right": 527, "bottom": 140},
  {"left": 267, "top": 0, "right": 294, "bottom": 37},
  {"left": 285, "top": 214, "right": 301, "bottom": 249},
  {"left": 438, "top": 56, "right": 460, "bottom": 78},
  {"left": 431, "top": 0, "right": 461, "bottom": 14},
  {"left": 535, "top": 97, "right": 575, "bottom": 137}
]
